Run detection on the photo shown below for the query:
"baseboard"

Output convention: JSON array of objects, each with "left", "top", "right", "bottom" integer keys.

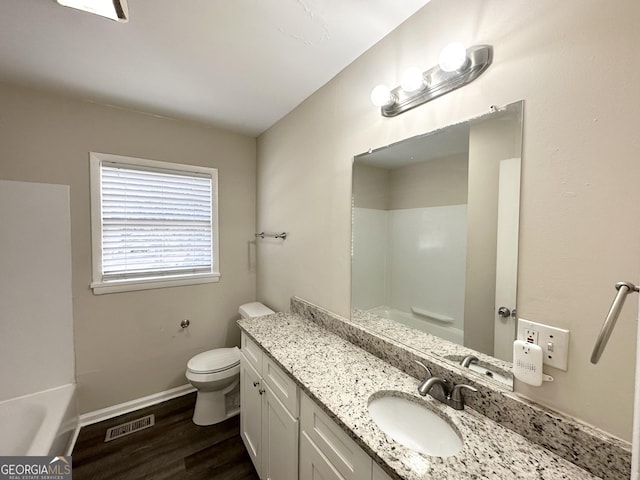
[{"left": 79, "top": 384, "right": 196, "bottom": 427}]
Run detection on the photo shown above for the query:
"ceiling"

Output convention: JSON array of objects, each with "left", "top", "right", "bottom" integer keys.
[
  {"left": 0, "top": 0, "right": 430, "bottom": 136},
  {"left": 356, "top": 123, "right": 470, "bottom": 169},
  {"left": 356, "top": 102, "right": 523, "bottom": 169}
]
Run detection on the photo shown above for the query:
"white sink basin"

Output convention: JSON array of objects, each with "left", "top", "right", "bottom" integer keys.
[{"left": 368, "top": 394, "right": 463, "bottom": 457}]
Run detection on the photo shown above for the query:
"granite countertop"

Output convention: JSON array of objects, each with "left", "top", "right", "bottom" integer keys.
[
  {"left": 238, "top": 312, "right": 599, "bottom": 480},
  {"left": 350, "top": 308, "right": 514, "bottom": 387}
]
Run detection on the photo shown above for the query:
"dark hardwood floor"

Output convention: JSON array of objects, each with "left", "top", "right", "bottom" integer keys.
[{"left": 72, "top": 392, "right": 259, "bottom": 480}]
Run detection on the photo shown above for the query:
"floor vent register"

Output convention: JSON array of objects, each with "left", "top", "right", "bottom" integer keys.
[{"left": 104, "top": 414, "right": 155, "bottom": 442}]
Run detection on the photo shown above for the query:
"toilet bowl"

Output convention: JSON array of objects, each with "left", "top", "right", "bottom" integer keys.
[
  {"left": 186, "top": 347, "right": 241, "bottom": 426},
  {"left": 186, "top": 302, "right": 275, "bottom": 425}
]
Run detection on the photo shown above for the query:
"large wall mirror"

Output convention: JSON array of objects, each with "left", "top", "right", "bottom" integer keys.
[{"left": 351, "top": 101, "right": 523, "bottom": 389}]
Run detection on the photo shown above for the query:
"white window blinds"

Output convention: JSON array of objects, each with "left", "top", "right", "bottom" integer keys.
[{"left": 90, "top": 152, "right": 219, "bottom": 294}]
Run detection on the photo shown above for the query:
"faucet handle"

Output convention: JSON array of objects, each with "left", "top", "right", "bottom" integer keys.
[
  {"left": 450, "top": 384, "right": 478, "bottom": 410},
  {"left": 415, "top": 360, "right": 432, "bottom": 378}
]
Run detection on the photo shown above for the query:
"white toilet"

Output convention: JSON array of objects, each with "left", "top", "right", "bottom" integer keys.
[{"left": 186, "top": 302, "right": 275, "bottom": 426}]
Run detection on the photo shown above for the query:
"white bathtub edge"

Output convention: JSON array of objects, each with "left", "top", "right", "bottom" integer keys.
[
  {"left": 0, "top": 384, "right": 78, "bottom": 456},
  {"left": 367, "top": 305, "right": 464, "bottom": 344},
  {"left": 67, "top": 424, "right": 81, "bottom": 456},
  {"left": 79, "top": 384, "right": 196, "bottom": 427}
]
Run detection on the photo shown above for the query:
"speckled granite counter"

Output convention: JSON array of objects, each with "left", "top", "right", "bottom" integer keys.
[
  {"left": 351, "top": 307, "right": 514, "bottom": 388},
  {"left": 238, "top": 312, "right": 600, "bottom": 480},
  {"left": 292, "top": 297, "right": 630, "bottom": 480}
]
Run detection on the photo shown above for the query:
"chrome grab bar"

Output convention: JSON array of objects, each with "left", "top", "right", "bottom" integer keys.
[{"left": 590, "top": 281, "right": 639, "bottom": 364}]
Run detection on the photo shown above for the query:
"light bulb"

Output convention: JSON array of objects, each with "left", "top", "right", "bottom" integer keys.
[
  {"left": 370, "top": 84, "right": 394, "bottom": 107},
  {"left": 400, "top": 66, "right": 425, "bottom": 92},
  {"left": 439, "top": 43, "right": 468, "bottom": 72}
]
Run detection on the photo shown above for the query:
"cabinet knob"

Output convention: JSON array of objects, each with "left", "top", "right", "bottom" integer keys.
[
  {"left": 258, "top": 388, "right": 266, "bottom": 395},
  {"left": 253, "top": 381, "right": 260, "bottom": 387}
]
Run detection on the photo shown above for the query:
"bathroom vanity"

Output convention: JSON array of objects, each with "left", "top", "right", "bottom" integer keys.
[
  {"left": 240, "top": 331, "right": 391, "bottom": 480},
  {"left": 240, "top": 332, "right": 300, "bottom": 479},
  {"left": 237, "top": 298, "right": 626, "bottom": 479}
]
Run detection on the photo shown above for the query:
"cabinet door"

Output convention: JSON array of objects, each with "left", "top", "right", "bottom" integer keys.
[
  {"left": 300, "top": 431, "right": 345, "bottom": 480},
  {"left": 372, "top": 463, "right": 392, "bottom": 480},
  {"left": 300, "top": 394, "right": 371, "bottom": 480},
  {"left": 262, "top": 383, "right": 299, "bottom": 480},
  {"left": 240, "top": 356, "right": 263, "bottom": 477}
]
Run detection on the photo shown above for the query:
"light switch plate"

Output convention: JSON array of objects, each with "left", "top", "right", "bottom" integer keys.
[{"left": 517, "top": 318, "right": 570, "bottom": 371}]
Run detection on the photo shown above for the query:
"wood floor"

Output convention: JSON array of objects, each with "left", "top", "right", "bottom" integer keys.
[{"left": 72, "top": 393, "right": 259, "bottom": 480}]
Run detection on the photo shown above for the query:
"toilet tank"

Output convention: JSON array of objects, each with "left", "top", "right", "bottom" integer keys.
[{"left": 238, "top": 302, "right": 275, "bottom": 319}]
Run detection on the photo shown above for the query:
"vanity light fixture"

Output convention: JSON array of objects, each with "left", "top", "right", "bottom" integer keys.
[
  {"left": 55, "top": 0, "right": 129, "bottom": 22},
  {"left": 438, "top": 42, "right": 468, "bottom": 72},
  {"left": 371, "top": 44, "right": 493, "bottom": 117},
  {"left": 400, "top": 66, "right": 426, "bottom": 92},
  {"left": 370, "top": 85, "right": 395, "bottom": 108}
]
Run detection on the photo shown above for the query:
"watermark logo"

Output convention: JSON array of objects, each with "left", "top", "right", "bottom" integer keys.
[{"left": 0, "top": 456, "right": 72, "bottom": 480}]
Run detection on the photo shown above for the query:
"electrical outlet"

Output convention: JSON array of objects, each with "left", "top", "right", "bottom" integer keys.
[
  {"left": 524, "top": 329, "right": 538, "bottom": 344},
  {"left": 517, "top": 318, "right": 570, "bottom": 371}
]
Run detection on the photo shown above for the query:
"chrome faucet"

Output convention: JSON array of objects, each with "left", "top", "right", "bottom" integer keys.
[
  {"left": 418, "top": 375, "right": 449, "bottom": 398},
  {"left": 460, "top": 355, "right": 479, "bottom": 368},
  {"left": 415, "top": 360, "right": 478, "bottom": 410}
]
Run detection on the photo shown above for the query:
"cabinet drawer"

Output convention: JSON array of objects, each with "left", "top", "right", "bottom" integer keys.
[
  {"left": 300, "top": 393, "right": 371, "bottom": 480},
  {"left": 263, "top": 355, "right": 299, "bottom": 418},
  {"left": 241, "top": 332, "right": 263, "bottom": 373}
]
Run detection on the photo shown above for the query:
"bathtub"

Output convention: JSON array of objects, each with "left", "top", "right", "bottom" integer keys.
[
  {"left": 367, "top": 306, "right": 464, "bottom": 345},
  {"left": 0, "top": 384, "right": 78, "bottom": 456}
]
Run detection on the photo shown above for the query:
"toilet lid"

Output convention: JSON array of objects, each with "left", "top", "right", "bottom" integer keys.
[{"left": 188, "top": 347, "right": 240, "bottom": 374}]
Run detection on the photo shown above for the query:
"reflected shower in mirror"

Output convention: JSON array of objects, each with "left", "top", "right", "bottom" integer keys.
[{"left": 351, "top": 101, "right": 523, "bottom": 388}]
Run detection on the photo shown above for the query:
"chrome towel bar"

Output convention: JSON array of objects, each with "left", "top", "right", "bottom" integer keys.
[
  {"left": 591, "top": 281, "right": 639, "bottom": 364},
  {"left": 255, "top": 232, "right": 287, "bottom": 240}
]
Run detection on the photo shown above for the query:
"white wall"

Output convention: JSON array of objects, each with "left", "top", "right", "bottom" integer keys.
[
  {"left": 0, "top": 180, "right": 74, "bottom": 401},
  {"left": 464, "top": 114, "right": 521, "bottom": 355},
  {"left": 257, "top": 0, "right": 640, "bottom": 441},
  {"left": 352, "top": 163, "right": 389, "bottom": 210},
  {"left": 352, "top": 205, "right": 467, "bottom": 327},
  {"left": 388, "top": 206, "right": 467, "bottom": 330},
  {"left": 388, "top": 154, "right": 468, "bottom": 209},
  {"left": 351, "top": 208, "right": 388, "bottom": 310},
  {"left": 0, "top": 82, "right": 257, "bottom": 413}
]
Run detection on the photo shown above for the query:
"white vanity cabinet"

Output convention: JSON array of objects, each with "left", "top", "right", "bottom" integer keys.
[
  {"left": 240, "top": 333, "right": 300, "bottom": 480},
  {"left": 240, "top": 331, "right": 393, "bottom": 480},
  {"left": 299, "top": 392, "right": 393, "bottom": 480},
  {"left": 372, "top": 463, "right": 393, "bottom": 480}
]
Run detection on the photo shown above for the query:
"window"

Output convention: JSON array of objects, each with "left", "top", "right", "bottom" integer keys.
[{"left": 90, "top": 152, "right": 219, "bottom": 294}]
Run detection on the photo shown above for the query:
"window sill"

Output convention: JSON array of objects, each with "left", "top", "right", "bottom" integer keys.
[{"left": 91, "top": 272, "right": 220, "bottom": 295}]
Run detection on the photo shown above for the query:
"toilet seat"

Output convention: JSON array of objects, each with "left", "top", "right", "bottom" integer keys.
[{"left": 187, "top": 347, "right": 240, "bottom": 374}]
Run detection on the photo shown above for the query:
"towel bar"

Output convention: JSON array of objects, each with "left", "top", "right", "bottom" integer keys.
[
  {"left": 590, "top": 281, "right": 639, "bottom": 364},
  {"left": 255, "top": 232, "right": 287, "bottom": 240}
]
